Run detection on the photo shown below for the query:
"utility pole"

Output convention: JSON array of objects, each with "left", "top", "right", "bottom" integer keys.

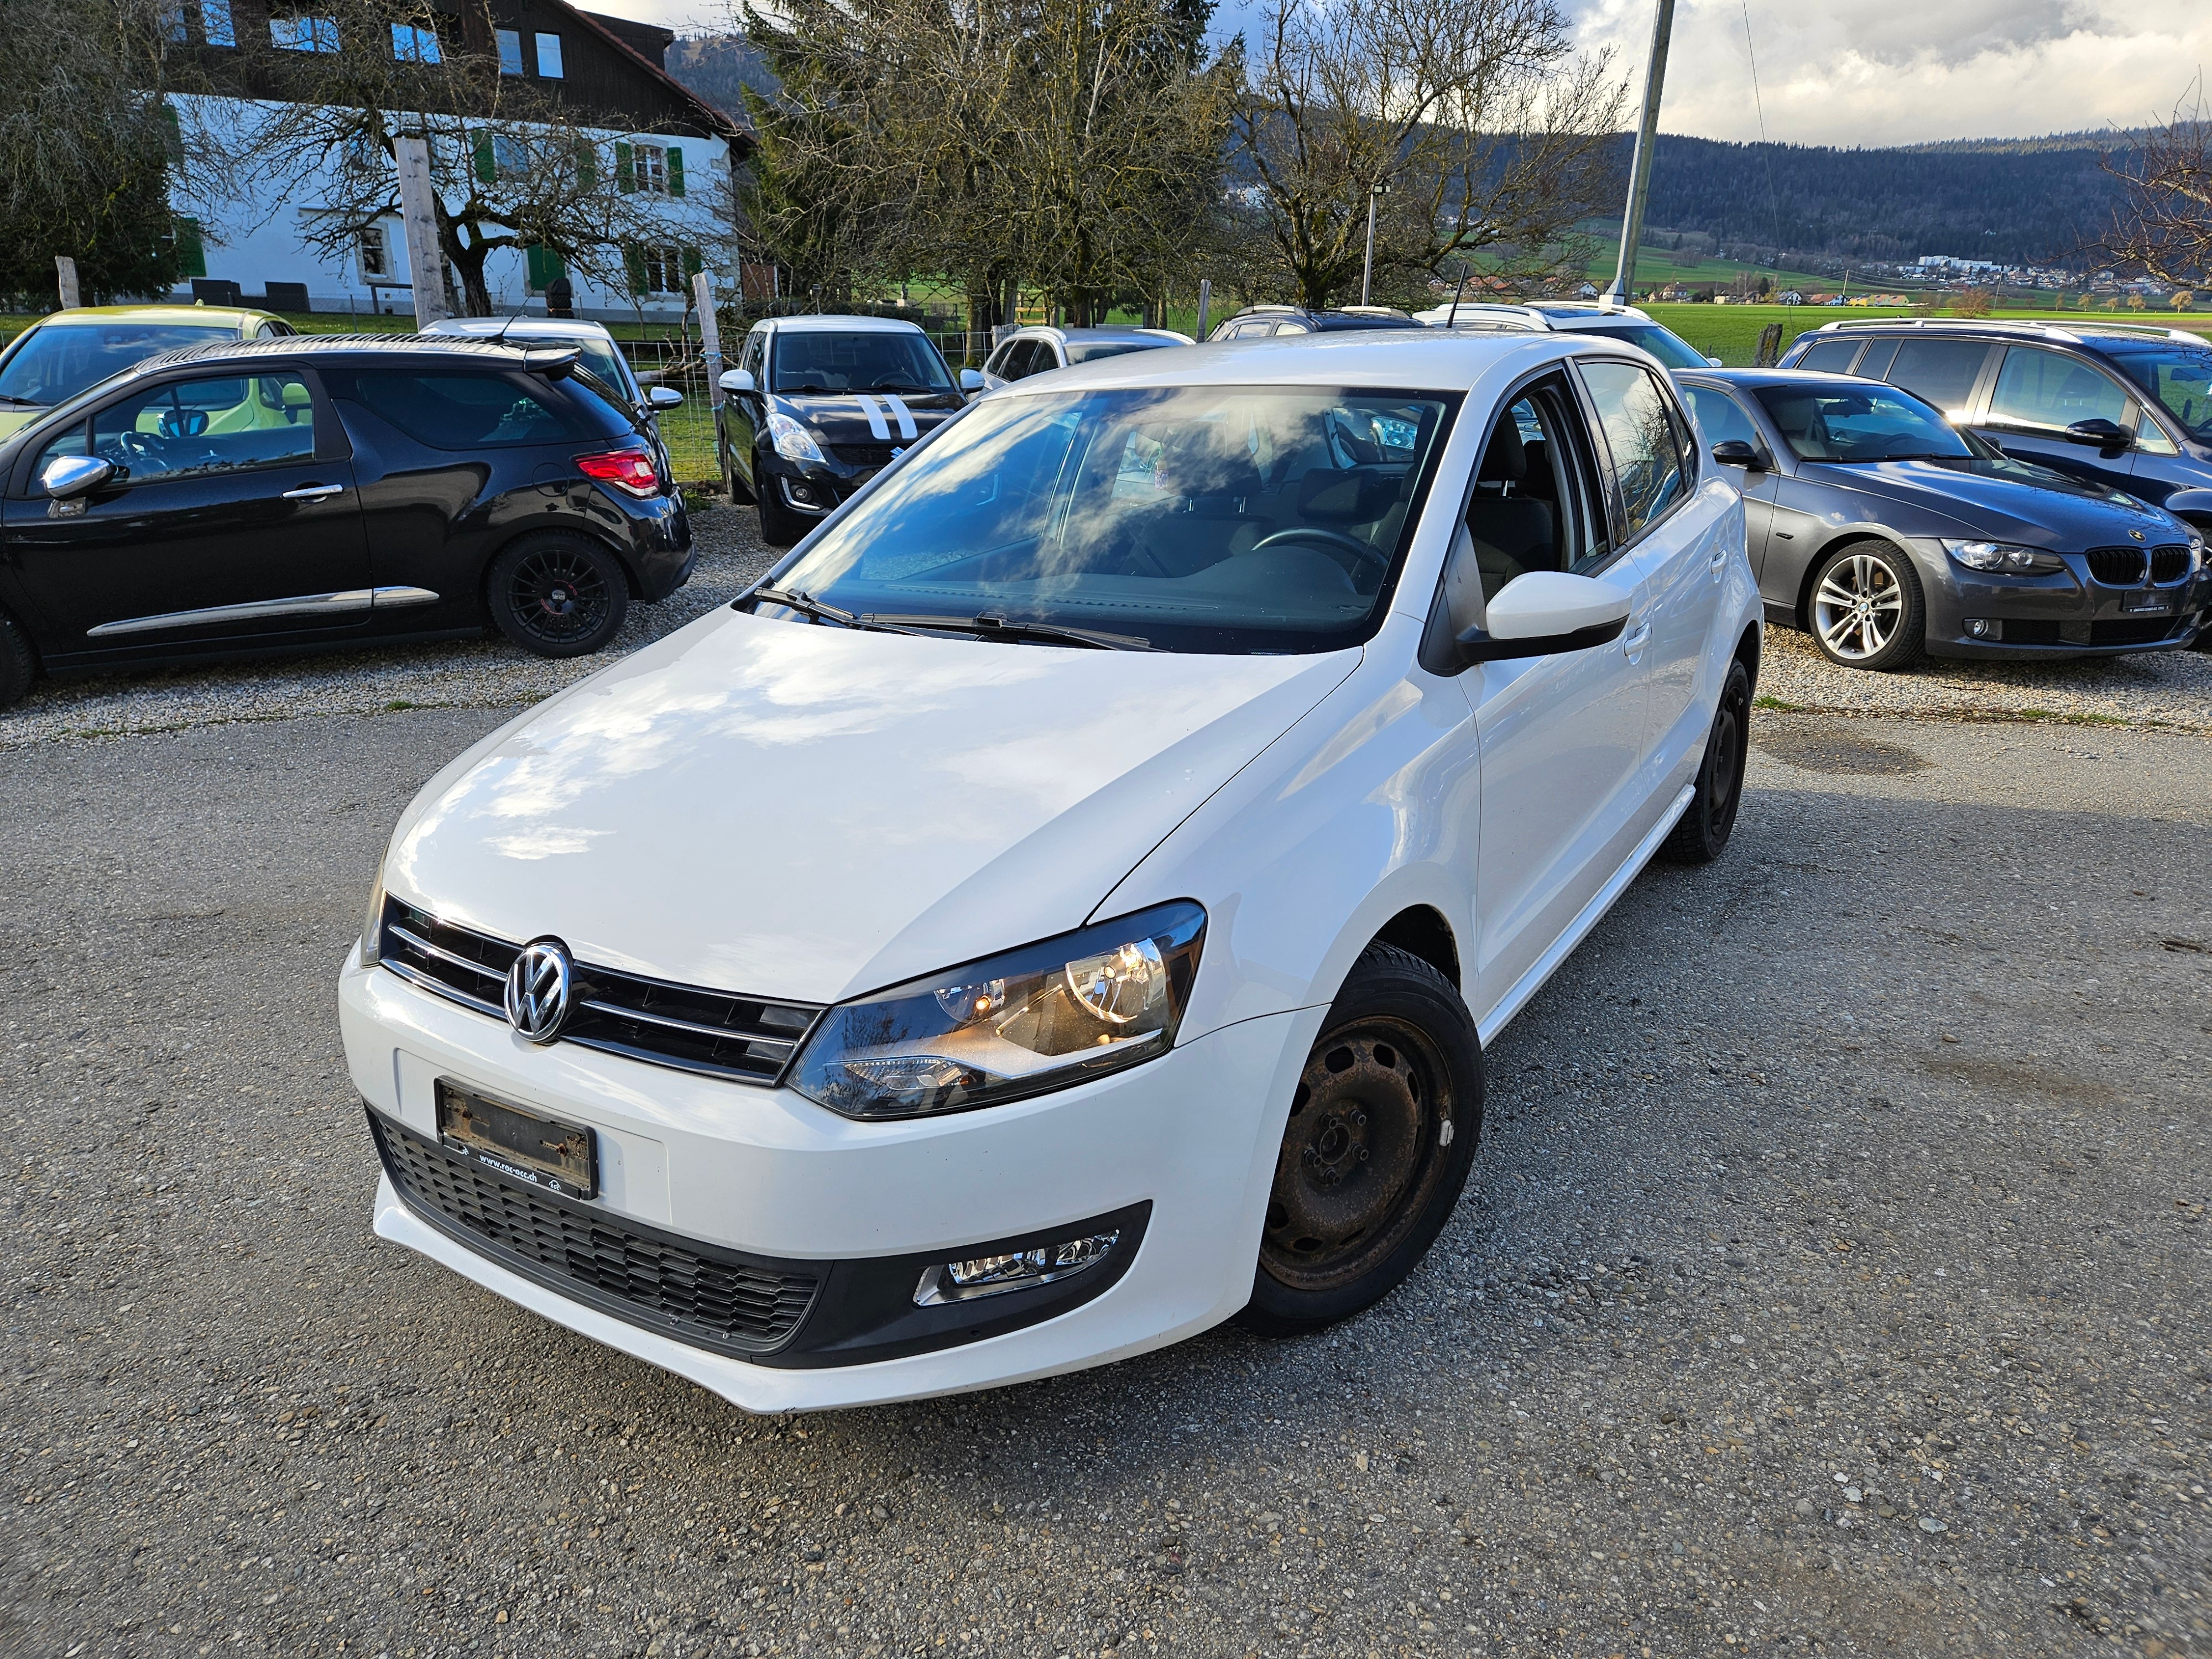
[
  {"left": 1194, "top": 278, "right": 1212, "bottom": 340},
  {"left": 1606, "top": 0, "right": 1676, "bottom": 307},
  {"left": 394, "top": 134, "right": 450, "bottom": 325},
  {"left": 1361, "top": 180, "right": 1390, "bottom": 306}
]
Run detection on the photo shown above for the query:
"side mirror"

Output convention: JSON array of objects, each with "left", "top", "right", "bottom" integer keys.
[
  {"left": 1705, "top": 355, "right": 1723, "bottom": 368},
  {"left": 1455, "top": 571, "right": 1632, "bottom": 665},
  {"left": 2065, "top": 417, "right": 2130, "bottom": 451},
  {"left": 1710, "top": 439, "right": 1765, "bottom": 471},
  {"left": 718, "top": 368, "right": 755, "bottom": 395},
  {"left": 959, "top": 368, "right": 986, "bottom": 393},
  {"left": 648, "top": 385, "right": 685, "bottom": 409},
  {"left": 41, "top": 455, "right": 116, "bottom": 500}
]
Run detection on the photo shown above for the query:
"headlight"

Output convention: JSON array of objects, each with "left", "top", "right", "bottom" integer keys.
[
  {"left": 791, "top": 901, "right": 1206, "bottom": 1120},
  {"left": 768, "top": 411, "right": 827, "bottom": 465},
  {"left": 1942, "top": 539, "right": 2063, "bottom": 573}
]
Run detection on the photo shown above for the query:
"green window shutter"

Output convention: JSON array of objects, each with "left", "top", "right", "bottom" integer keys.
[
  {"left": 681, "top": 244, "right": 702, "bottom": 280},
  {"left": 576, "top": 143, "right": 596, "bottom": 191},
  {"left": 666, "top": 146, "right": 684, "bottom": 197},
  {"left": 473, "top": 134, "right": 496, "bottom": 185},
  {"left": 175, "top": 216, "right": 207, "bottom": 279},
  {"left": 622, "top": 241, "right": 647, "bottom": 295},
  {"left": 525, "top": 243, "right": 550, "bottom": 288},
  {"left": 161, "top": 102, "right": 184, "bottom": 161},
  {"left": 615, "top": 142, "right": 635, "bottom": 192}
]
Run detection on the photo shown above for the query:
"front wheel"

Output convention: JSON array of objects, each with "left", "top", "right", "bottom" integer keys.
[
  {"left": 1807, "top": 540, "right": 1925, "bottom": 671},
  {"left": 755, "top": 479, "right": 814, "bottom": 549},
  {"left": 486, "top": 533, "right": 628, "bottom": 658},
  {"left": 1660, "top": 656, "right": 1751, "bottom": 864},
  {"left": 1238, "top": 943, "right": 1483, "bottom": 1337}
]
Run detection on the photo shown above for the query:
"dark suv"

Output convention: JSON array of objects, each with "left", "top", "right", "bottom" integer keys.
[
  {"left": 1777, "top": 320, "right": 2212, "bottom": 536},
  {"left": 0, "top": 335, "right": 691, "bottom": 708},
  {"left": 1205, "top": 305, "right": 1416, "bottom": 341}
]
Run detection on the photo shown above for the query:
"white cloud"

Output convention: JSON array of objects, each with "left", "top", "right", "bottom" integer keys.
[{"left": 1572, "top": 0, "right": 2212, "bottom": 145}]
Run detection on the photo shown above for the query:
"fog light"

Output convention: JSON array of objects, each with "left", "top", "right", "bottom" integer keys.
[
  {"left": 1964, "top": 618, "right": 1995, "bottom": 639},
  {"left": 914, "top": 1230, "right": 1121, "bottom": 1306}
]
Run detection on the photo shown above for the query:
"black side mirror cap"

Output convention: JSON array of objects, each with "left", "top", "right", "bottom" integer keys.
[
  {"left": 1453, "top": 613, "right": 1627, "bottom": 666},
  {"left": 1710, "top": 439, "right": 1765, "bottom": 470},
  {"left": 2065, "top": 418, "right": 2130, "bottom": 452}
]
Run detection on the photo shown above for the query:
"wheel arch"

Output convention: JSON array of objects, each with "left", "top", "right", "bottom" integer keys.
[
  {"left": 477, "top": 520, "right": 643, "bottom": 616},
  {"left": 1369, "top": 905, "right": 1461, "bottom": 993},
  {"left": 1791, "top": 530, "right": 1916, "bottom": 631}
]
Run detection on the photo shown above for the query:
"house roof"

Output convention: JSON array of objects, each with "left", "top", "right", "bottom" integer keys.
[{"left": 560, "top": 2, "right": 748, "bottom": 147}]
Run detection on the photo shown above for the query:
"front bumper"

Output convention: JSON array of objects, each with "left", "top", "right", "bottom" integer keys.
[
  {"left": 1917, "top": 549, "right": 2209, "bottom": 661},
  {"left": 340, "top": 954, "right": 1317, "bottom": 1411}
]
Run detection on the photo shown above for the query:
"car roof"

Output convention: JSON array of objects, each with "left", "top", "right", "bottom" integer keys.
[
  {"left": 1010, "top": 325, "right": 1183, "bottom": 343},
  {"left": 987, "top": 328, "right": 1623, "bottom": 395},
  {"left": 31, "top": 304, "right": 270, "bottom": 330},
  {"left": 1796, "top": 317, "right": 2206, "bottom": 350},
  {"left": 126, "top": 335, "right": 568, "bottom": 374},
  {"left": 1679, "top": 368, "right": 1885, "bottom": 389},
  {"left": 424, "top": 317, "right": 618, "bottom": 344},
  {"left": 763, "top": 314, "right": 930, "bottom": 335}
]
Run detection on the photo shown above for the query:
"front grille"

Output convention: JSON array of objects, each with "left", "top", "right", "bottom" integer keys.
[
  {"left": 369, "top": 1110, "right": 820, "bottom": 1355},
  {"left": 2090, "top": 617, "right": 2183, "bottom": 646},
  {"left": 2085, "top": 546, "right": 2147, "bottom": 585},
  {"left": 377, "top": 898, "right": 821, "bottom": 1084},
  {"left": 831, "top": 442, "right": 899, "bottom": 471},
  {"left": 2151, "top": 545, "right": 2192, "bottom": 584}
]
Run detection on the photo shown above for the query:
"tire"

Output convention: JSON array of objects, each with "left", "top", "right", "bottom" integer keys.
[
  {"left": 0, "top": 608, "right": 36, "bottom": 711},
  {"left": 755, "top": 481, "right": 812, "bottom": 549},
  {"left": 485, "top": 533, "right": 628, "bottom": 659},
  {"left": 1238, "top": 943, "right": 1484, "bottom": 1337},
  {"left": 1806, "top": 540, "right": 1925, "bottom": 671},
  {"left": 1660, "top": 656, "right": 1751, "bottom": 865}
]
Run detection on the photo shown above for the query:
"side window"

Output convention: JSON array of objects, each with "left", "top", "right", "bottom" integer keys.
[
  {"left": 1004, "top": 340, "right": 1042, "bottom": 380},
  {"left": 740, "top": 330, "right": 766, "bottom": 379},
  {"left": 34, "top": 420, "right": 92, "bottom": 483},
  {"left": 334, "top": 371, "right": 613, "bottom": 448},
  {"left": 1461, "top": 376, "right": 1608, "bottom": 602},
  {"left": 1986, "top": 347, "right": 2130, "bottom": 433},
  {"left": 984, "top": 341, "right": 1011, "bottom": 376},
  {"left": 1882, "top": 340, "right": 1994, "bottom": 418},
  {"left": 1578, "top": 361, "right": 1688, "bottom": 540},
  {"left": 1682, "top": 383, "right": 1763, "bottom": 453},
  {"left": 88, "top": 372, "right": 316, "bottom": 484},
  {"left": 1793, "top": 338, "right": 1862, "bottom": 374}
]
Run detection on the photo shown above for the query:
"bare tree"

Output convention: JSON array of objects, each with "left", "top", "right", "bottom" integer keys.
[
  {"left": 1229, "top": 0, "right": 1621, "bottom": 308},
  {"left": 185, "top": 0, "right": 718, "bottom": 314},
  {"left": 2100, "top": 91, "right": 2212, "bottom": 290}
]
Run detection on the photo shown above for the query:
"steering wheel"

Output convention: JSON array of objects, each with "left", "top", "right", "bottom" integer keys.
[
  {"left": 1250, "top": 525, "right": 1387, "bottom": 567},
  {"left": 107, "top": 429, "right": 169, "bottom": 473}
]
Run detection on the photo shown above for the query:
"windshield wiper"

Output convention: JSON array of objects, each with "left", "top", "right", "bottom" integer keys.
[
  {"left": 862, "top": 611, "right": 1156, "bottom": 651},
  {"left": 747, "top": 586, "right": 927, "bottom": 635},
  {"left": 0, "top": 393, "right": 43, "bottom": 406}
]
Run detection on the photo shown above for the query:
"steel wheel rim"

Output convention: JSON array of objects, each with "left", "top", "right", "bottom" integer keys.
[
  {"left": 1708, "top": 677, "right": 1746, "bottom": 826},
  {"left": 1813, "top": 552, "right": 1905, "bottom": 660},
  {"left": 1261, "top": 1015, "right": 1452, "bottom": 1293},
  {"left": 509, "top": 549, "right": 610, "bottom": 644}
]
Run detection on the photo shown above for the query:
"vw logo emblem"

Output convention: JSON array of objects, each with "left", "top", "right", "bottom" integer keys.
[{"left": 505, "top": 938, "right": 573, "bottom": 1044}]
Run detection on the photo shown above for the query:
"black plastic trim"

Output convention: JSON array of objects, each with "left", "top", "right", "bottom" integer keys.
[{"left": 1452, "top": 613, "right": 1629, "bottom": 665}]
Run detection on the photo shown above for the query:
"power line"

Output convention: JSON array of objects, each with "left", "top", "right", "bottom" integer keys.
[{"left": 1740, "top": 0, "right": 1785, "bottom": 267}]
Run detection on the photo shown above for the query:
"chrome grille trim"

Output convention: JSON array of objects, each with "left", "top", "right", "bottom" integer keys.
[{"left": 374, "top": 898, "right": 822, "bottom": 1086}]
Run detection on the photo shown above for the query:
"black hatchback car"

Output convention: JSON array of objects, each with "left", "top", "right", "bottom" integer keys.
[
  {"left": 0, "top": 336, "right": 691, "bottom": 708},
  {"left": 1677, "top": 368, "right": 2209, "bottom": 670}
]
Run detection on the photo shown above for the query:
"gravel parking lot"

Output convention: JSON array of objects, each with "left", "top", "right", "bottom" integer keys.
[{"left": 3, "top": 681, "right": 2207, "bottom": 1658}]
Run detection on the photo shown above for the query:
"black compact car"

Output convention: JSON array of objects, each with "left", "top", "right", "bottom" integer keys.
[
  {"left": 716, "top": 316, "right": 975, "bottom": 546},
  {"left": 0, "top": 336, "right": 691, "bottom": 709},
  {"left": 1676, "top": 368, "right": 2209, "bottom": 670},
  {"left": 1206, "top": 305, "right": 1416, "bottom": 341}
]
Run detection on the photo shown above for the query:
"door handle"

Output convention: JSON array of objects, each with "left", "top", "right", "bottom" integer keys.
[
  {"left": 1622, "top": 622, "right": 1652, "bottom": 659},
  {"left": 282, "top": 483, "right": 345, "bottom": 500}
]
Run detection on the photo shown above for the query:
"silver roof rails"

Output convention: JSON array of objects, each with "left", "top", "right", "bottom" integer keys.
[{"left": 1813, "top": 316, "right": 2204, "bottom": 346}]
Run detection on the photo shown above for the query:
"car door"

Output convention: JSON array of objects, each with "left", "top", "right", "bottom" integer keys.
[
  {"left": 1679, "top": 380, "right": 1782, "bottom": 575},
  {"left": 1, "top": 367, "right": 369, "bottom": 664},
  {"left": 1578, "top": 359, "right": 1728, "bottom": 796},
  {"left": 1975, "top": 345, "right": 2144, "bottom": 490},
  {"left": 727, "top": 328, "right": 769, "bottom": 489},
  {"left": 1454, "top": 369, "right": 1656, "bottom": 1019}
]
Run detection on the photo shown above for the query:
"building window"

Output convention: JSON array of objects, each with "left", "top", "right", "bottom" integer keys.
[
  {"left": 495, "top": 28, "right": 523, "bottom": 73},
  {"left": 270, "top": 14, "right": 338, "bottom": 50},
  {"left": 616, "top": 142, "right": 685, "bottom": 197},
  {"left": 534, "top": 32, "right": 562, "bottom": 76},
  {"left": 358, "top": 225, "right": 391, "bottom": 280},
  {"left": 160, "top": 2, "right": 189, "bottom": 43},
  {"left": 390, "top": 22, "right": 440, "bottom": 62},
  {"left": 633, "top": 143, "right": 666, "bottom": 194},
  {"left": 627, "top": 243, "right": 697, "bottom": 297},
  {"left": 200, "top": 0, "right": 235, "bottom": 45}
]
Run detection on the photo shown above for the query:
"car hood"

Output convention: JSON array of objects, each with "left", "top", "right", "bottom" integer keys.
[
  {"left": 1807, "top": 456, "right": 2178, "bottom": 546},
  {"left": 384, "top": 608, "right": 1357, "bottom": 1006},
  {"left": 0, "top": 408, "right": 38, "bottom": 441},
  {"left": 774, "top": 389, "right": 963, "bottom": 450}
]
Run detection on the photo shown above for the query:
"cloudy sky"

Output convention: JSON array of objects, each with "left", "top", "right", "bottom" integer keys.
[{"left": 598, "top": 0, "right": 2211, "bottom": 148}]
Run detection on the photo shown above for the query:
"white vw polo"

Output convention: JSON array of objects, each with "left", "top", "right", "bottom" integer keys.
[{"left": 340, "top": 330, "right": 1760, "bottom": 1410}]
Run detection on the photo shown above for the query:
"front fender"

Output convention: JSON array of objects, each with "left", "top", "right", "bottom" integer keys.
[{"left": 2156, "top": 487, "right": 2212, "bottom": 529}]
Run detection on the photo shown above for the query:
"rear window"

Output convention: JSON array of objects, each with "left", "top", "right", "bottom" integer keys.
[
  {"left": 1063, "top": 338, "right": 1176, "bottom": 364},
  {"left": 328, "top": 368, "right": 628, "bottom": 448},
  {"left": 1791, "top": 338, "right": 1862, "bottom": 374}
]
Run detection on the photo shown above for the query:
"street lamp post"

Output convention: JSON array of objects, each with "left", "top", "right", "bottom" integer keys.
[{"left": 1361, "top": 180, "right": 1390, "bottom": 306}]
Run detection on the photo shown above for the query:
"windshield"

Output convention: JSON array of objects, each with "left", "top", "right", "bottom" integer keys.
[
  {"left": 1563, "top": 321, "right": 1708, "bottom": 371},
  {"left": 2104, "top": 342, "right": 2212, "bottom": 441},
  {"left": 1752, "top": 383, "right": 1973, "bottom": 462},
  {"left": 572, "top": 340, "right": 633, "bottom": 395},
  {"left": 1063, "top": 337, "right": 1177, "bottom": 364},
  {"left": 0, "top": 322, "right": 237, "bottom": 406},
  {"left": 772, "top": 330, "right": 953, "bottom": 395},
  {"left": 767, "top": 384, "right": 1459, "bottom": 654}
]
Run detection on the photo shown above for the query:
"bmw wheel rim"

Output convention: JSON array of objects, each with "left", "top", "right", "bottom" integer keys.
[{"left": 1813, "top": 552, "right": 1905, "bottom": 661}]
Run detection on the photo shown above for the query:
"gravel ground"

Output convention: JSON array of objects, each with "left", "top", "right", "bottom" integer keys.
[
  {"left": 1759, "top": 626, "right": 2212, "bottom": 732},
  {"left": 0, "top": 507, "right": 779, "bottom": 749},
  {"left": 3, "top": 708, "right": 2208, "bottom": 1658}
]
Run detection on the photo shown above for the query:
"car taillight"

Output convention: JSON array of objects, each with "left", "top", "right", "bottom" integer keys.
[{"left": 575, "top": 448, "right": 661, "bottom": 498}]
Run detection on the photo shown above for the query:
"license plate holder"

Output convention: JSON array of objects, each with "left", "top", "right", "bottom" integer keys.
[
  {"left": 435, "top": 1081, "right": 598, "bottom": 1200},
  {"left": 2121, "top": 588, "right": 2173, "bottom": 614}
]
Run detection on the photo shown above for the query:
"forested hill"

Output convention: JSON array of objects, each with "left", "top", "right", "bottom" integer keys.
[
  {"left": 1632, "top": 133, "right": 2121, "bottom": 266},
  {"left": 667, "top": 35, "right": 778, "bottom": 114}
]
